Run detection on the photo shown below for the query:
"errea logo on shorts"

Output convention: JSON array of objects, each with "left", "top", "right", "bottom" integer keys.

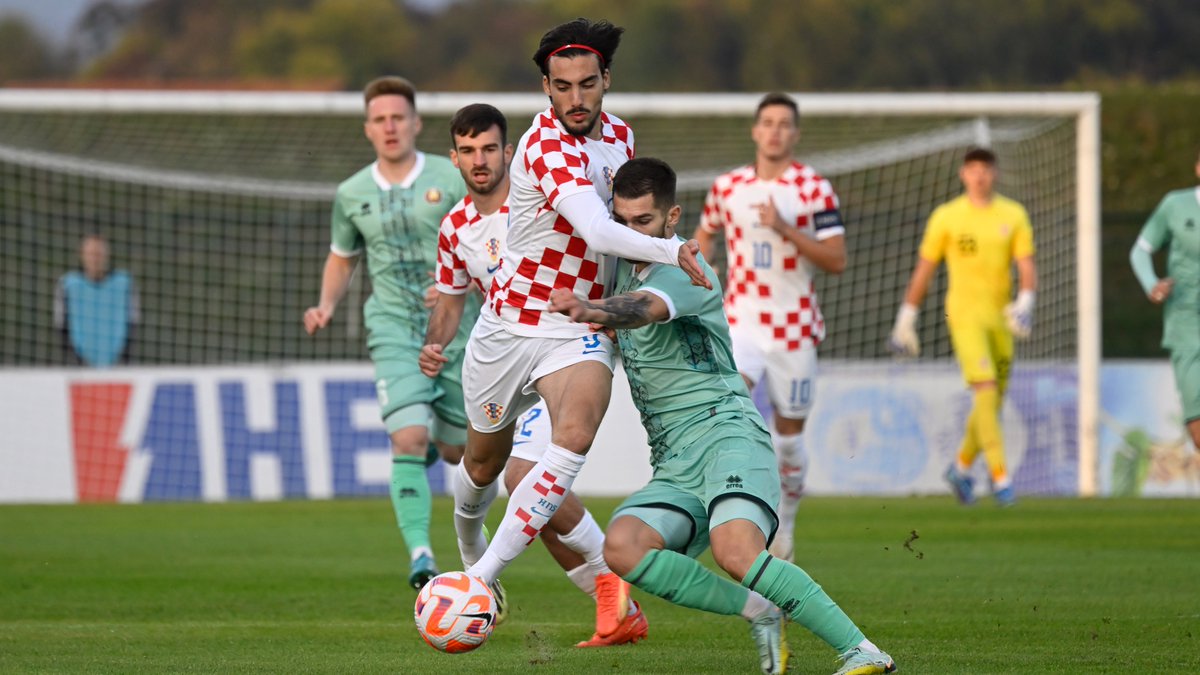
[
  {"left": 481, "top": 401, "right": 505, "bottom": 425},
  {"left": 375, "top": 379, "right": 389, "bottom": 406},
  {"left": 725, "top": 474, "right": 743, "bottom": 489}
]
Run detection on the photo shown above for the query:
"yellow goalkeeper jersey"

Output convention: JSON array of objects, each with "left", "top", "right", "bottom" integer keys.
[{"left": 918, "top": 194, "right": 1035, "bottom": 321}]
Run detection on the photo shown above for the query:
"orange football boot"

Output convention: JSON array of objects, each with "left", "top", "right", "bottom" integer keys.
[{"left": 575, "top": 601, "right": 648, "bottom": 648}]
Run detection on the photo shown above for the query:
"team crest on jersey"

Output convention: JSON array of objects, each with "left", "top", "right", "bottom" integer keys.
[
  {"left": 485, "top": 237, "right": 501, "bottom": 263},
  {"left": 481, "top": 401, "right": 505, "bottom": 424},
  {"left": 425, "top": 188, "right": 443, "bottom": 204},
  {"left": 999, "top": 223, "right": 1010, "bottom": 236},
  {"left": 602, "top": 166, "right": 614, "bottom": 194}
]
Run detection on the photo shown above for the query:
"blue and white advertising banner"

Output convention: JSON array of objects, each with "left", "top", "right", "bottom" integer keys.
[
  {"left": 4, "top": 360, "right": 1188, "bottom": 503},
  {"left": 786, "top": 361, "right": 1078, "bottom": 496}
]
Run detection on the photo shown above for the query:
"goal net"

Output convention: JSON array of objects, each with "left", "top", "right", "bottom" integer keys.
[{"left": 0, "top": 90, "right": 1099, "bottom": 500}]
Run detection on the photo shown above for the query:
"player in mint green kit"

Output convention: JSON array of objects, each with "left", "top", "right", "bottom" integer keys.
[
  {"left": 548, "top": 158, "right": 896, "bottom": 675},
  {"left": 304, "top": 76, "right": 474, "bottom": 589},
  {"left": 1131, "top": 151, "right": 1200, "bottom": 451}
]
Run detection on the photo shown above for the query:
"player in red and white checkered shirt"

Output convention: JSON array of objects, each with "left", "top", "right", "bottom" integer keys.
[
  {"left": 421, "top": 103, "right": 646, "bottom": 647},
  {"left": 427, "top": 19, "right": 708, "bottom": 641},
  {"left": 696, "top": 93, "right": 848, "bottom": 564}
]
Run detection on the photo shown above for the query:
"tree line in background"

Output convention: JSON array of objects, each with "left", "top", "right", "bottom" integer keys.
[
  {"left": 4, "top": 0, "right": 1199, "bottom": 93},
  {"left": 2, "top": 0, "right": 1197, "bottom": 356}
]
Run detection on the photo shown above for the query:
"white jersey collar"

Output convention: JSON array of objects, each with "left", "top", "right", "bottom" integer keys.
[{"left": 371, "top": 151, "right": 426, "bottom": 190}]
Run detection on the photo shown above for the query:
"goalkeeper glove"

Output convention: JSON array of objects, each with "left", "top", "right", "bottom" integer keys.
[
  {"left": 1004, "top": 290, "right": 1036, "bottom": 339},
  {"left": 888, "top": 304, "right": 921, "bottom": 357}
]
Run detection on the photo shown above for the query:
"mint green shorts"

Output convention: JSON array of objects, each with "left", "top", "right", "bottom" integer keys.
[
  {"left": 613, "top": 432, "right": 780, "bottom": 559},
  {"left": 1170, "top": 348, "right": 1200, "bottom": 423},
  {"left": 368, "top": 325, "right": 468, "bottom": 444}
]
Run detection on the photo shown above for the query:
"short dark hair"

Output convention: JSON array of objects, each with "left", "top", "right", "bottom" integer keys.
[
  {"left": 532, "top": 18, "right": 625, "bottom": 76},
  {"left": 613, "top": 157, "right": 677, "bottom": 213},
  {"left": 449, "top": 103, "right": 508, "bottom": 147},
  {"left": 755, "top": 92, "right": 799, "bottom": 125},
  {"left": 363, "top": 76, "right": 416, "bottom": 112},
  {"left": 963, "top": 147, "right": 997, "bottom": 165}
]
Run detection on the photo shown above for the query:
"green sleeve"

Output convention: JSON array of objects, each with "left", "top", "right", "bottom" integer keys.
[
  {"left": 642, "top": 258, "right": 719, "bottom": 320},
  {"left": 1130, "top": 197, "right": 1171, "bottom": 295},
  {"left": 329, "top": 193, "right": 363, "bottom": 256}
]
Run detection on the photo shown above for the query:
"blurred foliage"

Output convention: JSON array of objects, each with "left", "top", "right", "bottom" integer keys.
[
  {"left": 0, "top": 16, "right": 61, "bottom": 82},
  {"left": 66, "top": 0, "right": 1200, "bottom": 91}
]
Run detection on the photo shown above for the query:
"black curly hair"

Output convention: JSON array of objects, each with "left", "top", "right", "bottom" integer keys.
[{"left": 532, "top": 18, "right": 625, "bottom": 76}]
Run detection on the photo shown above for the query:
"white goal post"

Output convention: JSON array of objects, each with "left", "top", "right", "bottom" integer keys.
[{"left": 0, "top": 89, "right": 1100, "bottom": 497}]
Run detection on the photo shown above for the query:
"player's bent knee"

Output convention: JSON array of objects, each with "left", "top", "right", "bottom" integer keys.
[
  {"left": 603, "top": 517, "right": 652, "bottom": 577},
  {"left": 389, "top": 426, "right": 430, "bottom": 457},
  {"left": 710, "top": 539, "right": 758, "bottom": 581},
  {"left": 503, "top": 459, "right": 533, "bottom": 494},
  {"left": 436, "top": 441, "right": 464, "bottom": 465}
]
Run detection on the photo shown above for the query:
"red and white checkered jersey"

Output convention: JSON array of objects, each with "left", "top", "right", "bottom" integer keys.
[
  {"left": 489, "top": 107, "right": 634, "bottom": 337},
  {"left": 436, "top": 195, "right": 510, "bottom": 295},
  {"left": 699, "top": 161, "right": 844, "bottom": 351}
]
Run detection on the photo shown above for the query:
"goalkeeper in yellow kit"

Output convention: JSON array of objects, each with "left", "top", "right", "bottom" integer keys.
[{"left": 889, "top": 148, "right": 1038, "bottom": 506}]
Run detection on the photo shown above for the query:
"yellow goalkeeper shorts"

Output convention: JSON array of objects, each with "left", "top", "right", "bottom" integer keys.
[{"left": 948, "top": 313, "right": 1013, "bottom": 388}]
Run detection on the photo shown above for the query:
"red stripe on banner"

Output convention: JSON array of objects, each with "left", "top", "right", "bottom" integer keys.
[{"left": 69, "top": 383, "right": 133, "bottom": 503}]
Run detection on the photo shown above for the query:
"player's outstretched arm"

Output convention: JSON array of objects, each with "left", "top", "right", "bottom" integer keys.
[
  {"left": 548, "top": 287, "right": 669, "bottom": 330},
  {"left": 303, "top": 252, "right": 357, "bottom": 335},
  {"left": 555, "top": 192, "right": 711, "bottom": 289},
  {"left": 419, "top": 291, "right": 467, "bottom": 377}
]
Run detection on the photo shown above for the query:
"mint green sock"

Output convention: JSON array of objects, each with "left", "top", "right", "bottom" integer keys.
[
  {"left": 391, "top": 456, "right": 432, "bottom": 559},
  {"left": 623, "top": 548, "right": 748, "bottom": 616},
  {"left": 742, "top": 551, "right": 864, "bottom": 653}
]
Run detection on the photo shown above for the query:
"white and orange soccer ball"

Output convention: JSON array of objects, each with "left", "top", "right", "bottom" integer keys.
[{"left": 414, "top": 571, "right": 497, "bottom": 653}]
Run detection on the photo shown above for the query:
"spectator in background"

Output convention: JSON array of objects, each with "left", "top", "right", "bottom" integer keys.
[{"left": 54, "top": 234, "right": 139, "bottom": 366}]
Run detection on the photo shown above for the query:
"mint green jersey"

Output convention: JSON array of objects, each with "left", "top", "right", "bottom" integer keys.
[
  {"left": 611, "top": 241, "right": 770, "bottom": 464},
  {"left": 1135, "top": 186, "right": 1200, "bottom": 350},
  {"left": 330, "top": 154, "right": 470, "bottom": 342}
]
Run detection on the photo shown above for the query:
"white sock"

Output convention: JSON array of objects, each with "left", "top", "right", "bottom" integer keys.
[
  {"left": 410, "top": 546, "right": 433, "bottom": 562},
  {"left": 566, "top": 563, "right": 597, "bottom": 598},
  {"left": 773, "top": 431, "right": 807, "bottom": 534},
  {"left": 557, "top": 509, "right": 611, "bottom": 576},
  {"left": 857, "top": 638, "right": 881, "bottom": 653},
  {"left": 452, "top": 460, "right": 498, "bottom": 569},
  {"left": 740, "top": 590, "right": 774, "bottom": 621},
  {"left": 467, "top": 443, "right": 586, "bottom": 582}
]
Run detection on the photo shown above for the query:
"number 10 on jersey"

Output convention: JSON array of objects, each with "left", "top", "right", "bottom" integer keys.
[{"left": 753, "top": 242, "right": 772, "bottom": 269}]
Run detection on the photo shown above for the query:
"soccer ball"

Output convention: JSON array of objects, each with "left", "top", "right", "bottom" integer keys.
[{"left": 414, "top": 571, "right": 497, "bottom": 653}]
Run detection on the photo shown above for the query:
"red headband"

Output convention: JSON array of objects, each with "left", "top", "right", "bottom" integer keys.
[{"left": 545, "top": 43, "right": 605, "bottom": 67}]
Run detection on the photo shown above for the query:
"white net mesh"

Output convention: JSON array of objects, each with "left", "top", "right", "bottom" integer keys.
[{"left": 0, "top": 102, "right": 1077, "bottom": 364}]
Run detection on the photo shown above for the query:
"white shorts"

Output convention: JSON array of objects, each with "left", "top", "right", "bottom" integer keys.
[
  {"left": 463, "top": 312, "right": 616, "bottom": 432},
  {"left": 509, "top": 399, "right": 551, "bottom": 463},
  {"left": 731, "top": 326, "right": 817, "bottom": 420}
]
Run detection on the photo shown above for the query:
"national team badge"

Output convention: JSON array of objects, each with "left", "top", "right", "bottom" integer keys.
[
  {"left": 481, "top": 401, "right": 505, "bottom": 424},
  {"left": 602, "top": 166, "right": 614, "bottom": 194},
  {"left": 999, "top": 223, "right": 1011, "bottom": 236},
  {"left": 485, "top": 237, "right": 501, "bottom": 263},
  {"left": 425, "top": 188, "right": 443, "bottom": 204}
]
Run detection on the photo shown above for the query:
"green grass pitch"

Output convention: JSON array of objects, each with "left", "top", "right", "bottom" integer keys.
[{"left": 2, "top": 496, "right": 1197, "bottom": 673}]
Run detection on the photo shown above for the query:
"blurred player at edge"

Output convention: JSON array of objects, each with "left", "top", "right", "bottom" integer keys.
[
  {"left": 303, "top": 76, "right": 471, "bottom": 588},
  {"left": 890, "top": 147, "right": 1037, "bottom": 507},
  {"left": 1130, "top": 150, "right": 1200, "bottom": 451},
  {"left": 696, "top": 92, "right": 847, "bottom": 562},
  {"left": 433, "top": 18, "right": 709, "bottom": 641},
  {"left": 550, "top": 157, "right": 896, "bottom": 675},
  {"left": 420, "top": 103, "right": 646, "bottom": 646}
]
